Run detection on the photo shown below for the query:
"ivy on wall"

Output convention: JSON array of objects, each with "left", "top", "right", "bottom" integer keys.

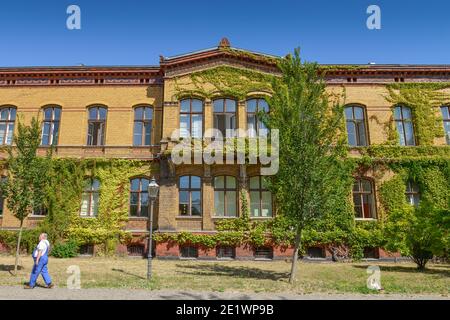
[
  {"left": 173, "top": 66, "right": 275, "bottom": 100},
  {"left": 385, "top": 83, "right": 450, "bottom": 145}
]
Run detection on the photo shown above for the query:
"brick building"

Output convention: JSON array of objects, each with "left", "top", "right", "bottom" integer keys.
[{"left": 0, "top": 39, "right": 449, "bottom": 260}]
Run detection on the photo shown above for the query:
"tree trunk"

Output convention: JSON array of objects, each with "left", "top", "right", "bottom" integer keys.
[
  {"left": 289, "top": 227, "right": 302, "bottom": 284},
  {"left": 13, "top": 220, "right": 24, "bottom": 275}
]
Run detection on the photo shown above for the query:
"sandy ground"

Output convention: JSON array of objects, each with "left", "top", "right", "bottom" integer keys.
[{"left": 0, "top": 286, "right": 448, "bottom": 300}]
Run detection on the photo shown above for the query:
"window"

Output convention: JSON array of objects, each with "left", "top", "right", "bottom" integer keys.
[
  {"left": 32, "top": 206, "right": 47, "bottom": 216},
  {"left": 344, "top": 105, "right": 368, "bottom": 146},
  {"left": 133, "top": 106, "right": 153, "bottom": 146},
  {"left": 0, "top": 106, "right": 16, "bottom": 145},
  {"left": 213, "top": 99, "right": 236, "bottom": 138},
  {"left": 247, "top": 98, "right": 269, "bottom": 137},
  {"left": 217, "top": 246, "right": 235, "bottom": 259},
  {"left": 214, "top": 176, "right": 237, "bottom": 217},
  {"left": 180, "top": 99, "right": 203, "bottom": 139},
  {"left": 127, "top": 244, "right": 145, "bottom": 257},
  {"left": 179, "top": 176, "right": 201, "bottom": 216},
  {"left": 254, "top": 247, "right": 273, "bottom": 259},
  {"left": 363, "top": 247, "right": 379, "bottom": 259},
  {"left": 41, "top": 106, "right": 61, "bottom": 146},
  {"left": 353, "top": 178, "right": 376, "bottom": 219},
  {"left": 180, "top": 246, "right": 198, "bottom": 258},
  {"left": 0, "top": 177, "right": 5, "bottom": 216},
  {"left": 406, "top": 180, "right": 420, "bottom": 207},
  {"left": 87, "top": 106, "right": 107, "bottom": 146},
  {"left": 441, "top": 106, "right": 450, "bottom": 145},
  {"left": 394, "top": 106, "right": 415, "bottom": 146},
  {"left": 249, "top": 176, "right": 272, "bottom": 217},
  {"left": 307, "top": 247, "right": 326, "bottom": 259},
  {"left": 130, "top": 177, "right": 149, "bottom": 217},
  {"left": 79, "top": 244, "right": 94, "bottom": 256},
  {"left": 80, "top": 178, "right": 100, "bottom": 217}
]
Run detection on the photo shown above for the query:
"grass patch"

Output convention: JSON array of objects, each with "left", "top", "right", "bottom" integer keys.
[{"left": 0, "top": 255, "right": 448, "bottom": 295}]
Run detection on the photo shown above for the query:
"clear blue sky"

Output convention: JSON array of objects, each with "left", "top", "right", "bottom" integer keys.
[{"left": 0, "top": 0, "right": 449, "bottom": 67}]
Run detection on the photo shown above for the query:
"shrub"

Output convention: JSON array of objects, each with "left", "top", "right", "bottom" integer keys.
[{"left": 51, "top": 240, "right": 79, "bottom": 258}]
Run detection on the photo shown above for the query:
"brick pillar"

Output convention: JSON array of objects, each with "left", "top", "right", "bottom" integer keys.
[
  {"left": 204, "top": 100, "right": 213, "bottom": 131},
  {"left": 238, "top": 101, "right": 246, "bottom": 132},
  {"left": 158, "top": 157, "right": 177, "bottom": 231},
  {"left": 202, "top": 165, "right": 215, "bottom": 230}
]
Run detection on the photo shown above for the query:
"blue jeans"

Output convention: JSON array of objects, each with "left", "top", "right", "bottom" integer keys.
[{"left": 29, "top": 255, "right": 52, "bottom": 287}]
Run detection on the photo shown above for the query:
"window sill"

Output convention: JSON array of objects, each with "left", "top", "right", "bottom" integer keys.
[
  {"left": 354, "top": 218, "right": 377, "bottom": 221},
  {"left": 250, "top": 216, "right": 273, "bottom": 220},
  {"left": 176, "top": 216, "right": 202, "bottom": 219},
  {"left": 128, "top": 216, "right": 149, "bottom": 220},
  {"left": 79, "top": 216, "right": 97, "bottom": 219},
  {"left": 211, "top": 216, "right": 238, "bottom": 219},
  {"left": 28, "top": 215, "right": 46, "bottom": 219}
]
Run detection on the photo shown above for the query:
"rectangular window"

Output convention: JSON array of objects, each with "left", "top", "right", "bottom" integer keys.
[
  {"left": 217, "top": 246, "right": 235, "bottom": 259},
  {"left": 254, "top": 247, "right": 273, "bottom": 260},
  {"left": 180, "top": 246, "right": 198, "bottom": 258}
]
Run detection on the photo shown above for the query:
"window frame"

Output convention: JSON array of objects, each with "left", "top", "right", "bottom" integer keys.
[
  {"left": 129, "top": 177, "right": 150, "bottom": 217},
  {"left": 213, "top": 175, "right": 238, "bottom": 217},
  {"left": 352, "top": 178, "right": 377, "bottom": 220},
  {"left": 178, "top": 175, "right": 202, "bottom": 217},
  {"left": 133, "top": 105, "right": 153, "bottom": 146},
  {"left": 405, "top": 180, "right": 420, "bottom": 207},
  {"left": 80, "top": 178, "right": 100, "bottom": 217},
  {"left": 246, "top": 98, "right": 269, "bottom": 137},
  {"left": 393, "top": 105, "right": 416, "bottom": 146},
  {"left": 441, "top": 105, "right": 450, "bottom": 145},
  {"left": 249, "top": 176, "right": 273, "bottom": 218},
  {"left": 86, "top": 106, "right": 107, "bottom": 146},
  {"left": 344, "top": 104, "right": 369, "bottom": 146},
  {"left": 0, "top": 106, "right": 16, "bottom": 145},
  {"left": 180, "top": 98, "right": 204, "bottom": 139},
  {"left": 41, "top": 105, "right": 61, "bottom": 146},
  {"left": 213, "top": 98, "right": 237, "bottom": 138}
]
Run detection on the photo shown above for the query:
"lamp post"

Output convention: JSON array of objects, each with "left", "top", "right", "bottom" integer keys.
[{"left": 147, "top": 177, "right": 159, "bottom": 280}]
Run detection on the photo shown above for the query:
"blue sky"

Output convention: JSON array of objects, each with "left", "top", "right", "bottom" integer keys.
[{"left": 0, "top": 0, "right": 449, "bottom": 66}]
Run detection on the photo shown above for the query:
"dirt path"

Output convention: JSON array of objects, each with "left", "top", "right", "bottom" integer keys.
[{"left": 0, "top": 286, "right": 447, "bottom": 300}]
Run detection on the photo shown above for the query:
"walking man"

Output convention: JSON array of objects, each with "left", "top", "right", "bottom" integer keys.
[{"left": 25, "top": 233, "right": 54, "bottom": 289}]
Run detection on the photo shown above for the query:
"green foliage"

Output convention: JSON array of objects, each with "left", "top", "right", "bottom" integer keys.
[
  {"left": 0, "top": 229, "right": 40, "bottom": 253},
  {"left": 379, "top": 174, "right": 406, "bottom": 214},
  {"left": 385, "top": 84, "right": 449, "bottom": 145},
  {"left": 51, "top": 239, "right": 79, "bottom": 258},
  {"left": 0, "top": 117, "right": 51, "bottom": 224},
  {"left": 174, "top": 65, "right": 275, "bottom": 100}
]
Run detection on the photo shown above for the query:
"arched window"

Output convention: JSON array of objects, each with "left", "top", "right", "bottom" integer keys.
[
  {"left": 87, "top": 106, "right": 107, "bottom": 146},
  {"left": 441, "top": 105, "right": 450, "bottom": 145},
  {"left": 344, "top": 105, "right": 368, "bottom": 146},
  {"left": 179, "top": 176, "right": 202, "bottom": 216},
  {"left": 0, "top": 106, "right": 16, "bottom": 145},
  {"left": 352, "top": 178, "right": 376, "bottom": 219},
  {"left": 41, "top": 106, "right": 61, "bottom": 146},
  {"left": 213, "top": 99, "right": 236, "bottom": 138},
  {"left": 214, "top": 176, "right": 237, "bottom": 217},
  {"left": 393, "top": 105, "right": 415, "bottom": 146},
  {"left": 406, "top": 180, "right": 420, "bottom": 207},
  {"left": 80, "top": 178, "right": 100, "bottom": 217},
  {"left": 130, "top": 177, "right": 149, "bottom": 217},
  {"left": 180, "top": 99, "right": 203, "bottom": 139},
  {"left": 249, "top": 176, "right": 272, "bottom": 217},
  {"left": 247, "top": 98, "right": 269, "bottom": 137},
  {"left": 133, "top": 106, "right": 153, "bottom": 146}
]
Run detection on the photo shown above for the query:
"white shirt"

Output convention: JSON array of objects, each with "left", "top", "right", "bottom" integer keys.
[{"left": 33, "top": 240, "right": 50, "bottom": 257}]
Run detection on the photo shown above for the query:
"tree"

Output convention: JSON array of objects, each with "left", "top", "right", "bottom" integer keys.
[
  {"left": 263, "top": 49, "right": 346, "bottom": 283},
  {"left": 0, "top": 117, "right": 51, "bottom": 274},
  {"left": 384, "top": 204, "right": 449, "bottom": 270}
]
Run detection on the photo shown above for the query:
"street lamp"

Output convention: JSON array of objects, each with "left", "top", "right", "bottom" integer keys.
[{"left": 147, "top": 176, "right": 159, "bottom": 280}]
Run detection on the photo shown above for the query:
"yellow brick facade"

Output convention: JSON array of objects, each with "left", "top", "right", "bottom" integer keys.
[{"left": 0, "top": 43, "right": 449, "bottom": 259}]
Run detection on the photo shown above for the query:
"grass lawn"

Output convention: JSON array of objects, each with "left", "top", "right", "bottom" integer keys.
[{"left": 0, "top": 255, "right": 448, "bottom": 295}]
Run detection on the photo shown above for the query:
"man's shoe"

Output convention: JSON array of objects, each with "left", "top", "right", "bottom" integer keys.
[
  {"left": 46, "top": 283, "right": 54, "bottom": 289},
  {"left": 24, "top": 284, "right": 34, "bottom": 289}
]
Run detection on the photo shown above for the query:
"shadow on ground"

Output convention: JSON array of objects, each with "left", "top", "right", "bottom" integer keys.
[
  {"left": 111, "top": 268, "right": 146, "bottom": 280},
  {"left": 352, "top": 264, "right": 450, "bottom": 277},
  {"left": 175, "top": 263, "right": 289, "bottom": 281},
  {"left": 0, "top": 264, "right": 23, "bottom": 273}
]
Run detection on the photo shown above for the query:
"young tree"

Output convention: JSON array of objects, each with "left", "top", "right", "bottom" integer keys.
[
  {"left": 263, "top": 49, "right": 346, "bottom": 283},
  {"left": 384, "top": 204, "right": 449, "bottom": 270},
  {"left": 0, "top": 117, "right": 51, "bottom": 274}
]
